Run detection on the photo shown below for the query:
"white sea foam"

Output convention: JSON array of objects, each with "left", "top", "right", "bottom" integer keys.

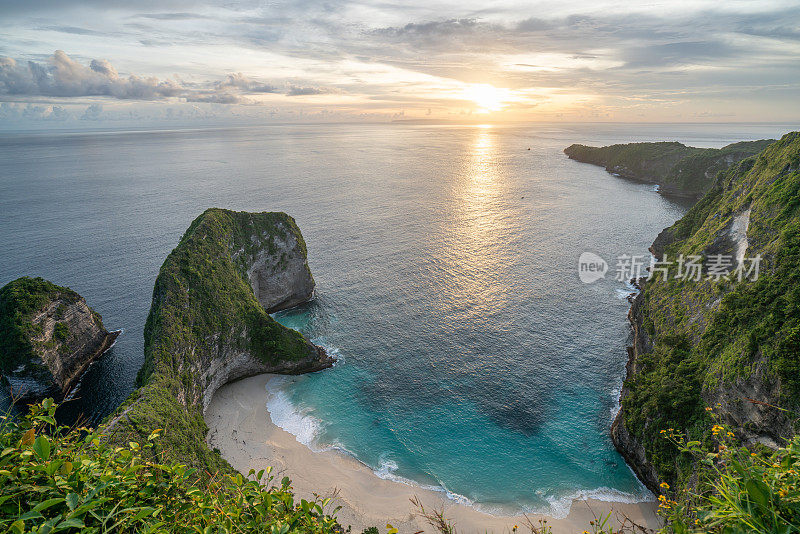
[
  {"left": 542, "top": 484, "right": 655, "bottom": 519},
  {"left": 264, "top": 375, "right": 325, "bottom": 452},
  {"left": 609, "top": 384, "right": 622, "bottom": 421},
  {"left": 369, "top": 455, "right": 477, "bottom": 508},
  {"left": 366, "top": 450, "right": 655, "bottom": 519},
  {"left": 615, "top": 279, "right": 640, "bottom": 300},
  {"left": 263, "top": 340, "right": 343, "bottom": 451},
  {"left": 312, "top": 338, "right": 343, "bottom": 366}
]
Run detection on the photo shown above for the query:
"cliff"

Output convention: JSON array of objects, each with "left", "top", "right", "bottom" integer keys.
[
  {"left": 564, "top": 139, "right": 774, "bottom": 198},
  {"left": 612, "top": 132, "right": 800, "bottom": 493},
  {"left": 104, "top": 208, "right": 332, "bottom": 471},
  {"left": 0, "top": 277, "right": 119, "bottom": 402}
]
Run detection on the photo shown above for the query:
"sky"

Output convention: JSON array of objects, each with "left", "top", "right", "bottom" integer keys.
[{"left": 1, "top": 0, "right": 799, "bottom": 127}]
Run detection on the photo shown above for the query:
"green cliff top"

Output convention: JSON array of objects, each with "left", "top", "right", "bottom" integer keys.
[
  {"left": 565, "top": 139, "right": 774, "bottom": 196},
  {"left": 620, "top": 132, "right": 800, "bottom": 488},
  {"left": 137, "top": 208, "right": 313, "bottom": 386}
]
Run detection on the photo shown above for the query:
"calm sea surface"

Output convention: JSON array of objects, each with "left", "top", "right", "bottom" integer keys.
[{"left": 0, "top": 122, "right": 793, "bottom": 515}]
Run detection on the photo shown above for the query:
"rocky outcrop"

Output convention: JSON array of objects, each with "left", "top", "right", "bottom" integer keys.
[
  {"left": 0, "top": 277, "right": 119, "bottom": 402},
  {"left": 564, "top": 139, "right": 773, "bottom": 198},
  {"left": 105, "top": 208, "right": 332, "bottom": 471},
  {"left": 611, "top": 132, "right": 800, "bottom": 493}
]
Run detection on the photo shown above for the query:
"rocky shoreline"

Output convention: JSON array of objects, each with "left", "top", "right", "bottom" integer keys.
[{"left": 610, "top": 285, "right": 660, "bottom": 494}]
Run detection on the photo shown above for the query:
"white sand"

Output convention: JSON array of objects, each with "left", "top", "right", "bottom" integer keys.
[{"left": 205, "top": 375, "right": 661, "bottom": 534}]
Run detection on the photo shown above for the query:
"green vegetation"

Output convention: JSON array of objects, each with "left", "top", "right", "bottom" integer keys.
[
  {"left": 663, "top": 141, "right": 774, "bottom": 195},
  {"left": 106, "top": 208, "right": 321, "bottom": 472},
  {"left": 52, "top": 324, "right": 69, "bottom": 343},
  {"left": 619, "top": 132, "right": 800, "bottom": 490},
  {"left": 0, "top": 400, "right": 340, "bottom": 533},
  {"left": 660, "top": 414, "right": 800, "bottom": 533},
  {"left": 564, "top": 139, "right": 773, "bottom": 197},
  {"left": 137, "top": 208, "right": 313, "bottom": 387},
  {"left": 0, "top": 277, "right": 81, "bottom": 374}
]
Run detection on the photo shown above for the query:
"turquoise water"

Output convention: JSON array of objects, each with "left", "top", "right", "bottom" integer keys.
[{"left": 0, "top": 122, "right": 792, "bottom": 515}]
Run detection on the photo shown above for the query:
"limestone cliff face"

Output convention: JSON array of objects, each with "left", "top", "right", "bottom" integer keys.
[
  {"left": 0, "top": 277, "right": 118, "bottom": 402},
  {"left": 611, "top": 132, "right": 800, "bottom": 493},
  {"left": 243, "top": 223, "right": 315, "bottom": 313},
  {"left": 105, "top": 208, "right": 331, "bottom": 471}
]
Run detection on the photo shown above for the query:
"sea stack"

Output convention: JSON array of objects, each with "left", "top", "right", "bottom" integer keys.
[
  {"left": 104, "top": 208, "right": 332, "bottom": 470},
  {"left": 0, "top": 277, "right": 119, "bottom": 402}
]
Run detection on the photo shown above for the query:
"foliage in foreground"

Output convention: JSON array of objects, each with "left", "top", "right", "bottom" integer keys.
[
  {"left": 0, "top": 400, "right": 340, "bottom": 533},
  {"left": 660, "top": 411, "right": 800, "bottom": 534}
]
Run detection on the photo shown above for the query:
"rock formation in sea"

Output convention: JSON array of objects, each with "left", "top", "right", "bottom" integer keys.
[
  {"left": 610, "top": 132, "right": 800, "bottom": 494},
  {"left": 0, "top": 277, "right": 119, "bottom": 402},
  {"left": 103, "top": 208, "right": 332, "bottom": 471},
  {"left": 564, "top": 139, "right": 774, "bottom": 198}
]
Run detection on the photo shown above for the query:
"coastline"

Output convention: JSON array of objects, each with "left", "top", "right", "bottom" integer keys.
[{"left": 205, "top": 375, "right": 662, "bottom": 534}]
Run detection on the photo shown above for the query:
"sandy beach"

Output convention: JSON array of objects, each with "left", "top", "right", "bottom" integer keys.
[{"left": 205, "top": 375, "right": 662, "bottom": 534}]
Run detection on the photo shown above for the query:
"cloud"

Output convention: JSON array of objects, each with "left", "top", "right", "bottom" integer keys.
[
  {"left": 4, "top": 103, "right": 71, "bottom": 121},
  {"left": 1, "top": 1, "right": 799, "bottom": 122},
  {"left": 286, "top": 85, "right": 327, "bottom": 96},
  {"left": 137, "top": 12, "right": 211, "bottom": 20},
  {"left": 217, "top": 73, "right": 279, "bottom": 94},
  {"left": 185, "top": 92, "right": 248, "bottom": 104},
  {"left": 40, "top": 25, "right": 107, "bottom": 36},
  {"left": 622, "top": 41, "right": 738, "bottom": 68},
  {"left": 0, "top": 51, "right": 181, "bottom": 99},
  {"left": 0, "top": 51, "right": 343, "bottom": 106},
  {"left": 81, "top": 103, "right": 103, "bottom": 120}
]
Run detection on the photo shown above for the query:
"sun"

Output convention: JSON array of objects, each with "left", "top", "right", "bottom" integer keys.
[{"left": 463, "top": 84, "right": 511, "bottom": 112}]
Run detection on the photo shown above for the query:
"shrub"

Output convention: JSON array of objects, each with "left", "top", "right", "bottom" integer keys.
[
  {"left": 0, "top": 400, "right": 341, "bottom": 533},
  {"left": 659, "top": 412, "right": 800, "bottom": 533},
  {"left": 53, "top": 323, "right": 69, "bottom": 343}
]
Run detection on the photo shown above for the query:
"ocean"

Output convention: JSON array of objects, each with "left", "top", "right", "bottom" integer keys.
[{"left": 0, "top": 121, "right": 792, "bottom": 515}]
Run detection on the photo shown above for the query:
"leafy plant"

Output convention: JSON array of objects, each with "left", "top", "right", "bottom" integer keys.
[
  {"left": 660, "top": 412, "right": 800, "bottom": 533},
  {"left": 0, "top": 399, "right": 341, "bottom": 533}
]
